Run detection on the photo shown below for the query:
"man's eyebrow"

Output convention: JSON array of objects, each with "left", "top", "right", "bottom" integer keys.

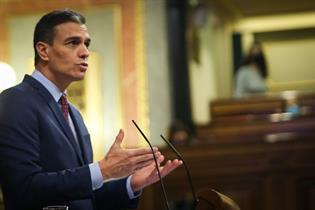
[
  {"left": 64, "top": 36, "right": 80, "bottom": 42},
  {"left": 64, "top": 36, "right": 91, "bottom": 42}
]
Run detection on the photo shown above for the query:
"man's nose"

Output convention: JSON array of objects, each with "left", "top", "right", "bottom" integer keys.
[{"left": 79, "top": 44, "right": 89, "bottom": 59}]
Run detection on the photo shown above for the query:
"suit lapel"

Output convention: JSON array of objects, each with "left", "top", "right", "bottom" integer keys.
[
  {"left": 48, "top": 100, "right": 84, "bottom": 164},
  {"left": 69, "top": 106, "right": 90, "bottom": 164},
  {"left": 23, "top": 75, "right": 84, "bottom": 165}
]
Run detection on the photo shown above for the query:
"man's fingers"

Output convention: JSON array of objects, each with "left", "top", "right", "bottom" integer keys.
[
  {"left": 145, "top": 157, "right": 176, "bottom": 179},
  {"left": 144, "top": 160, "right": 171, "bottom": 182},
  {"left": 134, "top": 159, "right": 154, "bottom": 170},
  {"left": 127, "top": 146, "right": 158, "bottom": 156},
  {"left": 135, "top": 153, "right": 165, "bottom": 170},
  {"left": 160, "top": 159, "right": 182, "bottom": 177},
  {"left": 156, "top": 153, "right": 164, "bottom": 164},
  {"left": 131, "top": 152, "right": 160, "bottom": 167},
  {"left": 130, "top": 158, "right": 182, "bottom": 191}
]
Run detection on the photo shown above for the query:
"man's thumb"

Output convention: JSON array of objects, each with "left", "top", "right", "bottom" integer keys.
[{"left": 114, "top": 129, "right": 124, "bottom": 146}]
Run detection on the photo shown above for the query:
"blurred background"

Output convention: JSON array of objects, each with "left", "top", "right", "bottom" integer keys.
[{"left": 0, "top": 0, "right": 315, "bottom": 210}]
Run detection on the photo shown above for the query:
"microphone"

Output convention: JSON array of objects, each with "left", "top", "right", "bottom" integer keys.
[
  {"left": 132, "top": 120, "right": 171, "bottom": 210},
  {"left": 160, "top": 134, "right": 198, "bottom": 208}
]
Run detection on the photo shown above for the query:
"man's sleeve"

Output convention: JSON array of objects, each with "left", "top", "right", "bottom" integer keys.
[{"left": 94, "top": 178, "right": 139, "bottom": 210}]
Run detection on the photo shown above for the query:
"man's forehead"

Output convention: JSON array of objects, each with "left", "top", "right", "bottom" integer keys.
[{"left": 54, "top": 22, "right": 90, "bottom": 38}]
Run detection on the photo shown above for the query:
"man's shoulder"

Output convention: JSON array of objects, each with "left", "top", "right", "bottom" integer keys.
[
  {"left": 0, "top": 81, "right": 37, "bottom": 103},
  {"left": 0, "top": 81, "right": 43, "bottom": 119}
]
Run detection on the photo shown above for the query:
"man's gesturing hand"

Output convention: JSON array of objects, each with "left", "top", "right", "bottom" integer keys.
[
  {"left": 130, "top": 155, "right": 182, "bottom": 192},
  {"left": 98, "top": 129, "right": 158, "bottom": 180}
]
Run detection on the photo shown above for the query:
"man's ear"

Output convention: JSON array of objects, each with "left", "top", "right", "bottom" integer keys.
[{"left": 36, "top": 42, "right": 49, "bottom": 62}]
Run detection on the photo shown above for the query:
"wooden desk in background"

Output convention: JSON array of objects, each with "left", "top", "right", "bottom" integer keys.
[
  {"left": 197, "top": 90, "right": 315, "bottom": 141},
  {"left": 138, "top": 137, "right": 315, "bottom": 210}
]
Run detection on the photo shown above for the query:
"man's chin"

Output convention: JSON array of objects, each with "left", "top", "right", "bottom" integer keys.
[{"left": 73, "top": 73, "right": 86, "bottom": 81}]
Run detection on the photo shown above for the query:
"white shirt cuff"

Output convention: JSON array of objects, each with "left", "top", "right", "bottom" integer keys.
[
  {"left": 89, "top": 163, "right": 104, "bottom": 190},
  {"left": 89, "top": 163, "right": 142, "bottom": 199}
]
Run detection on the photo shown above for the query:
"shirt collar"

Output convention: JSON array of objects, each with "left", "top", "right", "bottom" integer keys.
[{"left": 31, "top": 70, "right": 65, "bottom": 102}]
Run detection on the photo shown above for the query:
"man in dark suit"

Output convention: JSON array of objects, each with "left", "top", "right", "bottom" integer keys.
[{"left": 0, "top": 9, "right": 181, "bottom": 210}]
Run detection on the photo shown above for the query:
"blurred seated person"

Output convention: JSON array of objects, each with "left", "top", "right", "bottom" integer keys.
[
  {"left": 286, "top": 97, "right": 301, "bottom": 117},
  {"left": 168, "top": 121, "right": 193, "bottom": 146},
  {"left": 234, "top": 41, "right": 268, "bottom": 97}
]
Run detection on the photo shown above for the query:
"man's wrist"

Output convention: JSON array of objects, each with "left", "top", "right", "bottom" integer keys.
[
  {"left": 98, "top": 160, "right": 109, "bottom": 180},
  {"left": 127, "top": 175, "right": 141, "bottom": 199}
]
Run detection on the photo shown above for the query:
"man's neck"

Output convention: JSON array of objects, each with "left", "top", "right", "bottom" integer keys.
[{"left": 35, "top": 64, "right": 69, "bottom": 91}]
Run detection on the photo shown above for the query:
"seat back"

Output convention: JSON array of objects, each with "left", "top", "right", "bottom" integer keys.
[{"left": 196, "top": 189, "right": 240, "bottom": 210}]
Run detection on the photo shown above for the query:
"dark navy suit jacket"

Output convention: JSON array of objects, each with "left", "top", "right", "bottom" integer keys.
[{"left": 0, "top": 75, "right": 138, "bottom": 210}]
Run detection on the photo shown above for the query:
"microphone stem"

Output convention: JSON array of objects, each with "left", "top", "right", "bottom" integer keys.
[
  {"left": 148, "top": 144, "right": 171, "bottom": 210},
  {"left": 160, "top": 135, "right": 198, "bottom": 208},
  {"left": 132, "top": 120, "right": 171, "bottom": 210}
]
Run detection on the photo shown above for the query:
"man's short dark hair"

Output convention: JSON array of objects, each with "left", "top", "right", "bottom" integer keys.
[{"left": 33, "top": 9, "right": 86, "bottom": 65}]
